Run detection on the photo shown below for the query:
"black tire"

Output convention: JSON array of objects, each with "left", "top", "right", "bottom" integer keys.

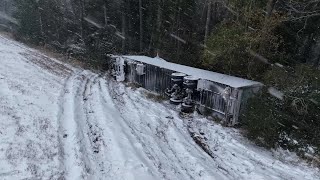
[
  {"left": 170, "top": 98, "right": 183, "bottom": 105},
  {"left": 181, "top": 103, "right": 194, "bottom": 113}
]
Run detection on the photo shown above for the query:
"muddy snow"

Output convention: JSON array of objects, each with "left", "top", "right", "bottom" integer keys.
[{"left": 0, "top": 35, "right": 319, "bottom": 180}]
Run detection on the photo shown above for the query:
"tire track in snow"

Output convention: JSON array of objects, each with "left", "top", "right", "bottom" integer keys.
[
  {"left": 57, "top": 71, "right": 101, "bottom": 179},
  {"left": 119, "top": 87, "right": 195, "bottom": 179},
  {"left": 147, "top": 98, "right": 238, "bottom": 179},
  {"left": 57, "top": 72, "right": 89, "bottom": 179},
  {"left": 105, "top": 82, "right": 200, "bottom": 179},
  {"left": 81, "top": 74, "right": 109, "bottom": 178},
  {"left": 108, "top": 82, "right": 231, "bottom": 180},
  {"left": 123, "top": 89, "right": 218, "bottom": 179},
  {"left": 58, "top": 72, "right": 159, "bottom": 180},
  {"left": 98, "top": 79, "right": 163, "bottom": 179},
  {"left": 105, "top": 83, "right": 172, "bottom": 179},
  {"left": 55, "top": 70, "right": 235, "bottom": 180}
]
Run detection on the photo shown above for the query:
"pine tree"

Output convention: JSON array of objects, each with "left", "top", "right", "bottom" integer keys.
[{"left": 14, "top": 0, "right": 42, "bottom": 43}]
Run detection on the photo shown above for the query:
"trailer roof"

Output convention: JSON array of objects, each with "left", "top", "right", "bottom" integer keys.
[{"left": 112, "top": 55, "right": 263, "bottom": 88}]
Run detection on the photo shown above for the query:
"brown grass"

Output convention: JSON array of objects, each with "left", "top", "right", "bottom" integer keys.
[
  {"left": 126, "top": 82, "right": 142, "bottom": 90},
  {"left": 0, "top": 31, "right": 106, "bottom": 73},
  {"left": 144, "top": 92, "right": 167, "bottom": 103},
  {"left": 0, "top": 31, "right": 15, "bottom": 39}
]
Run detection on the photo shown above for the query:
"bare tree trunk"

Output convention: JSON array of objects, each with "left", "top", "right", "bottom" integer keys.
[
  {"left": 39, "top": 14, "right": 44, "bottom": 36},
  {"left": 37, "top": 3, "right": 44, "bottom": 40},
  {"left": 204, "top": 0, "right": 212, "bottom": 45},
  {"left": 176, "top": 0, "right": 182, "bottom": 62},
  {"left": 127, "top": 0, "right": 133, "bottom": 51},
  {"left": 213, "top": 1, "right": 217, "bottom": 23},
  {"left": 263, "top": 0, "right": 276, "bottom": 31},
  {"left": 104, "top": 3, "right": 108, "bottom": 26},
  {"left": 266, "top": 0, "right": 276, "bottom": 18},
  {"left": 139, "top": 0, "right": 143, "bottom": 52},
  {"left": 260, "top": 0, "right": 277, "bottom": 49},
  {"left": 121, "top": 5, "right": 126, "bottom": 53},
  {"left": 155, "top": 0, "right": 162, "bottom": 54},
  {"left": 316, "top": 55, "right": 320, "bottom": 68},
  {"left": 3, "top": 0, "right": 8, "bottom": 13},
  {"left": 79, "top": 0, "right": 85, "bottom": 39}
]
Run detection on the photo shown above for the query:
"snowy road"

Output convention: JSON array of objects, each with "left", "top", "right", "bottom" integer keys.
[{"left": 0, "top": 35, "right": 319, "bottom": 180}]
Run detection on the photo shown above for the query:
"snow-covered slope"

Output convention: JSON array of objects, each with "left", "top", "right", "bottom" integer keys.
[{"left": 0, "top": 35, "right": 319, "bottom": 180}]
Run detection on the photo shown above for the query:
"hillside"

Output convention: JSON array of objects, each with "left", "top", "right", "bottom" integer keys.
[{"left": 0, "top": 35, "right": 319, "bottom": 179}]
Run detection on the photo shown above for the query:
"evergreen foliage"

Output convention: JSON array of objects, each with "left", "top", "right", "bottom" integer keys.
[
  {"left": 203, "top": 0, "right": 320, "bottom": 158},
  {"left": 244, "top": 65, "right": 320, "bottom": 157}
]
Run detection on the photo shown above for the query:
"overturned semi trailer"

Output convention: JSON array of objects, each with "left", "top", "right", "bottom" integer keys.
[{"left": 110, "top": 55, "right": 263, "bottom": 126}]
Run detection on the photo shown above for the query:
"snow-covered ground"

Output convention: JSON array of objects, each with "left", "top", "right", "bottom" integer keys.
[{"left": 0, "top": 34, "right": 319, "bottom": 180}]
